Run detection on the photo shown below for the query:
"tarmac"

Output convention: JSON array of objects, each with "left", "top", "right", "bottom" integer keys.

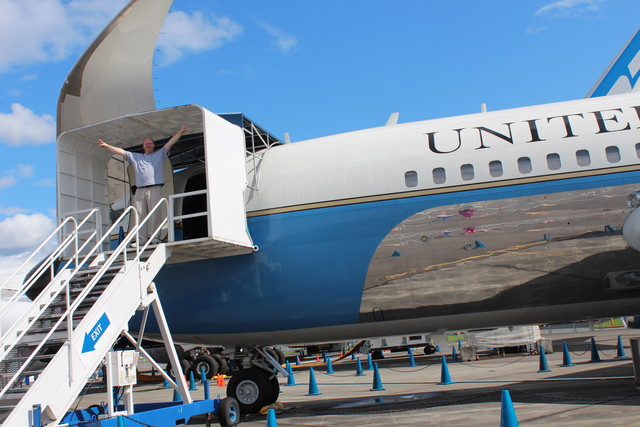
[{"left": 71, "top": 326, "right": 640, "bottom": 426}]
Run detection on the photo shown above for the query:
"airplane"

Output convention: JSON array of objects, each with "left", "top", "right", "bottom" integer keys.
[{"left": 8, "top": 0, "right": 640, "bottom": 415}]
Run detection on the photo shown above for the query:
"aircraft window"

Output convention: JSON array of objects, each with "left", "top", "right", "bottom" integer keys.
[
  {"left": 605, "top": 146, "right": 621, "bottom": 163},
  {"left": 405, "top": 171, "right": 418, "bottom": 187},
  {"left": 576, "top": 149, "right": 591, "bottom": 166},
  {"left": 517, "top": 157, "right": 532, "bottom": 174},
  {"left": 546, "top": 153, "right": 561, "bottom": 170},
  {"left": 636, "top": 143, "right": 640, "bottom": 158},
  {"left": 489, "top": 160, "right": 503, "bottom": 177},
  {"left": 432, "top": 167, "right": 446, "bottom": 184},
  {"left": 460, "top": 164, "right": 474, "bottom": 181}
]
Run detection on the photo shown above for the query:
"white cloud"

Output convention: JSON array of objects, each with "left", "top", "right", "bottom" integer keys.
[
  {"left": 35, "top": 178, "right": 55, "bottom": 188},
  {"left": 535, "top": 0, "right": 605, "bottom": 17},
  {"left": 0, "top": 252, "right": 37, "bottom": 292},
  {"left": 0, "top": 1, "right": 239, "bottom": 71},
  {"left": 157, "top": 11, "right": 243, "bottom": 65},
  {"left": 0, "top": 0, "right": 128, "bottom": 72},
  {"left": 0, "top": 103, "right": 55, "bottom": 146},
  {"left": 0, "top": 176, "right": 16, "bottom": 190},
  {"left": 0, "top": 206, "right": 29, "bottom": 216},
  {"left": 16, "top": 164, "right": 33, "bottom": 179},
  {"left": 258, "top": 21, "right": 298, "bottom": 53},
  {"left": 0, "top": 213, "right": 55, "bottom": 256}
]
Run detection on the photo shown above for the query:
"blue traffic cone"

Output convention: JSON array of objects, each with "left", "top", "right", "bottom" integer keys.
[
  {"left": 560, "top": 342, "right": 574, "bottom": 367},
  {"left": 438, "top": 355, "right": 455, "bottom": 385},
  {"left": 204, "top": 380, "right": 210, "bottom": 400},
  {"left": 370, "top": 363, "right": 385, "bottom": 391},
  {"left": 616, "top": 335, "right": 628, "bottom": 358},
  {"left": 451, "top": 347, "right": 459, "bottom": 363},
  {"left": 590, "top": 337, "right": 601, "bottom": 362},
  {"left": 162, "top": 369, "right": 171, "bottom": 387},
  {"left": 172, "top": 388, "right": 182, "bottom": 402},
  {"left": 392, "top": 250, "right": 402, "bottom": 257},
  {"left": 408, "top": 348, "right": 417, "bottom": 367},
  {"left": 367, "top": 353, "right": 374, "bottom": 370},
  {"left": 326, "top": 356, "right": 334, "bottom": 374},
  {"left": 436, "top": 345, "right": 440, "bottom": 353},
  {"left": 200, "top": 367, "right": 207, "bottom": 385},
  {"left": 266, "top": 408, "right": 278, "bottom": 427},
  {"left": 500, "top": 390, "right": 519, "bottom": 427},
  {"left": 188, "top": 370, "right": 197, "bottom": 391},
  {"left": 306, "top": 367, "right": 322, "bottom": 396},
  {"left": 295, "top": 354, "right": 301, "bottom": 365},
  {"left": 538, "top": 346, "right": 550, "bottom": 373},
  {"left": 474, "top": 240, "right": 486, "bottom": 248},
  {"left": 285, "top": 361, "right": 296, "bottom": 386},
  {"left": 355, "top": 356, "right": 365, "bottom": 376}
]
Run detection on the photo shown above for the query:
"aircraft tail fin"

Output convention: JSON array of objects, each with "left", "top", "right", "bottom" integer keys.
[{"left": 587, "top": 27, "right": 640, "bottom": 97}]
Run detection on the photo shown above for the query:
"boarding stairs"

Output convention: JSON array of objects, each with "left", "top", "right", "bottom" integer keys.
[{"left": 0, "top": 201, "right": 191, "bottom": 426}]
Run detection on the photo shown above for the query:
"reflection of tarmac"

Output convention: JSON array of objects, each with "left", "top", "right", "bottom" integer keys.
[
  {"left": 360, "top": 233, "right": 640, "bottom": 323},
  {"left": 361, "top": 184, "right": 640, "bottom": 324}
]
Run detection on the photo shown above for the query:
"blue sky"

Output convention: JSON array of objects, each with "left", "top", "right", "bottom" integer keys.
[{"left": 0, "top": 0, "right": 639, "bottom": 278}]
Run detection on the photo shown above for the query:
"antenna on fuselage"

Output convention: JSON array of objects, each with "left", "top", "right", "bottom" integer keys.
[
  {"left": 284, "top": 132, "right": 291, "bottom": 144},
  {"left": 481, "top": 103, "right": 488, "bottom": 113},
  {"left": 385, "top": 112, "right": 399, "bottom": 126}
]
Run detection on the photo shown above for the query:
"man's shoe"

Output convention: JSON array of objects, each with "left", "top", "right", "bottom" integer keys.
[{"left": 150, "top": 238, "right": 161, "bottom": 245}]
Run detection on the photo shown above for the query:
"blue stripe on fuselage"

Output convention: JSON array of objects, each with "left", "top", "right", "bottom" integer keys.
[{"left": 154, "top": 170, "right": 640, "bottom": 334}]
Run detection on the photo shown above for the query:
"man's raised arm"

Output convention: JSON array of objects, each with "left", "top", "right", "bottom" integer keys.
[
  {"left": 164, "top": 124, "right": 190, "bottom": 153},
  {"left": 97, "top": 139, "right": 127, "bottom": 157}
]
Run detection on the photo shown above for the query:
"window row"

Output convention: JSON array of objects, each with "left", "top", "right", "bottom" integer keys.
[{"left": 405, "top": 145, "right": 631, "bottom": 187}]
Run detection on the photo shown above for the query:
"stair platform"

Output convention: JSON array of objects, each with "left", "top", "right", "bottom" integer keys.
[{"left": 165, "top": 237, "right": 257, "bottom": 264}]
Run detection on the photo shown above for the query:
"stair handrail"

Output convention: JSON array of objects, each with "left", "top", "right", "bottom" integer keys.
[
  {"left": 67, "top": 197, "right": 170, "bottom": 320},
  {"left": 0, "top": 209, "right": 100, "bottom": 320},
  {"left": 0, "top": 199, "right": 170, "bottom": 398},
  {"left": 0, "top": 206, "right": 140, "bottom": 398},
  {"left": 17, "top": 209, "right": 101, "bottom": 301}
]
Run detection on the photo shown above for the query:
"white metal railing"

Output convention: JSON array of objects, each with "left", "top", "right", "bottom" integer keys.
[
  {"left": 0, "top": 209, "right": 100, "bottom": 322},
  {"left": 0, "top": 199, "right": 169, "bottom": 398},
  {"left": 168, "top": 189, "right": 209, "bottom": 242}
]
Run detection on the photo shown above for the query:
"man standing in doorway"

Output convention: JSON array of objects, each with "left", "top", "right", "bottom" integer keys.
[{"left": 97, "top": 124, "right": 189, "bottom": 245}]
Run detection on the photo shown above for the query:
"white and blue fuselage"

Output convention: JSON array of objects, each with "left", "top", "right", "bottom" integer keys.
[{"left": 155, "top": 92, "right": 640, "bottom": 346}]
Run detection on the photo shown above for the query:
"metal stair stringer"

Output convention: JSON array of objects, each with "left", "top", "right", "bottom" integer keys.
[{"left": 3, "top": 243, "right": 172, "bottom": 427}]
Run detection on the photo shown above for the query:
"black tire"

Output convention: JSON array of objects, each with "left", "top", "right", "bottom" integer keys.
[
  {"left": 212, "top": 354, "right": 229, "bottom": 375},
  {"left": 265, "top": 348, "right": 279, "bottom": 364},
  {"left": 274, "top": 348, "right": 286, "bottom": 365},
  {"left": 267, "top": 374, "right": 280, "bottom": 405},
  {"left": 371, "top": 350, "right": 384, "bottom": 360},
  {"left": 227, "top": 368, "right": 272, "bottom": 413},
  {"left": 424, "top": 344, "right": 437, "bottom": 355},
  {"left": 193, "top": 355, "right": 219, "bottom": 380},
  {"left": 167, "top": 359, "right": 191, "bottom": 380},
  {"left": 218, "top": 397, "right": 240, "bottom": 427}
]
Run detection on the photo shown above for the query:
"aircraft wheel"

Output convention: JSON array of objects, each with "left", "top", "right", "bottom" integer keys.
[
  {"left": 265, "top": 348, "right": 280, "bottom": 364},
  {"left": 212, "top": 354, "right": 229, "bottom": 375},
  {"left": 193, "top": 354, "right": 219, "bottom": 379},
  {"left": 218, "top": 397, "right": 240, "bottom": 427},
  {"left": 274, "top": 348, "right": 286, "bottom": 364},
  {"left": 167, "top": 359, "right": 191, "bottom": 380},
  {"left": 267, "top": 374, "right": 280, "bottom": 405},
  {"left": 227, "top": 368, "right": 271, "bottom": 413},
  {"left": 423, "top": 344, "right": 437, "bottom": 355}
]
